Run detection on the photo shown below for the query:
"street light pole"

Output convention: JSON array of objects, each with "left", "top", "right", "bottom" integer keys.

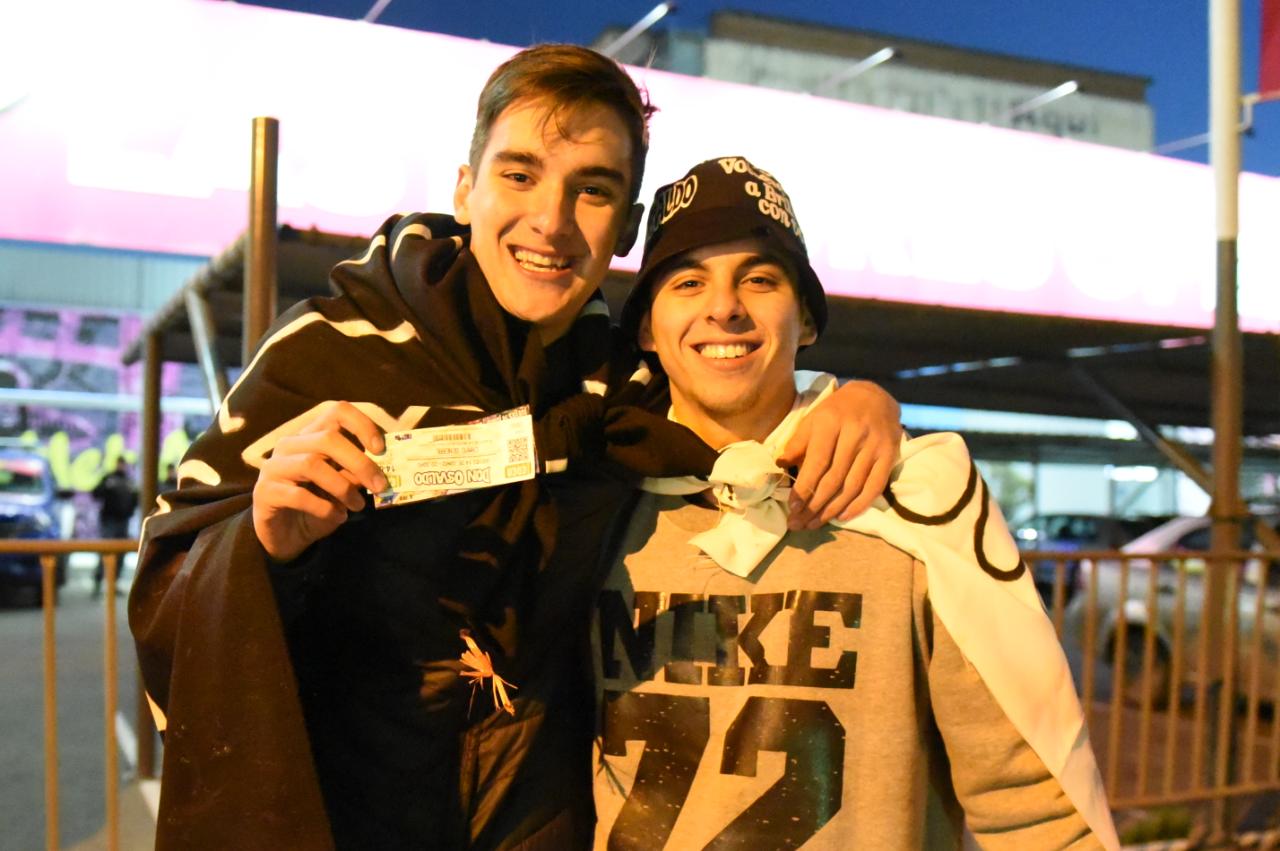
[
  {"left": 598, "top": 3, "right": 675, "bottom": 59},
  {"left": 362, "top": 0, "right": 394, "bottom": 23},
  {"left": 987, "top": 80, "right": 1079, "bottom": 125},
  {"left": 813, "top": 47, "right": 896, "bottom": 96}
]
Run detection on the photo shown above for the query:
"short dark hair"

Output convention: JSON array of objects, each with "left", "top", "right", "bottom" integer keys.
[{"left": 469, "top": 44, "right": 655, "bottom": 204}]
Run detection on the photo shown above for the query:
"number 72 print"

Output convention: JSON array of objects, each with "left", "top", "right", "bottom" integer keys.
[{"left": 601, "top": 691, "right": 846, "bottom": 849}]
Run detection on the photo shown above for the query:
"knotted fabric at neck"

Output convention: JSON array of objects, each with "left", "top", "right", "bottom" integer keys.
[{"left": 641, "top": 371, "right": 835, "bottom": 575}]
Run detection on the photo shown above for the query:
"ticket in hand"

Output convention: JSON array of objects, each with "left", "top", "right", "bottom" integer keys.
[{"left": 367, "top": 405, "right": 537, "bottom": 508}]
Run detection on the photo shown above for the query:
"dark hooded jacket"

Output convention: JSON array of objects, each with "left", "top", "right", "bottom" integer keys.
[{"left": 130, "top": 213, "right": 714, "bottom": 850}]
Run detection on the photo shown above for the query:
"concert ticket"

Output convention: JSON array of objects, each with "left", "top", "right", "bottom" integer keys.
[{"left": 367, "top": 405, "right": 537, "bottom": 508}]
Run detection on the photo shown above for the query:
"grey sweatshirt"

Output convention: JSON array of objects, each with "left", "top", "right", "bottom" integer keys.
[{"left": 592, "top": 492, "right": 1100, "bottom": 850}]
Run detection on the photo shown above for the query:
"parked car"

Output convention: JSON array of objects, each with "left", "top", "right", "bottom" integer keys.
[
  {"left": 1015, "top": 513, "right": 1172, "bottom": 606},
  {"left": 1061, "top": 513, "right": 1280, "bottom": 707},
  {"left": 0, "top": 447, "right": 72, "bottom": 605}
]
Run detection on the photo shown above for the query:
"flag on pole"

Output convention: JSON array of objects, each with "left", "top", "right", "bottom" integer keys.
[{"left": 1264, "top": 0, "right": 1280, "bottom": 93}]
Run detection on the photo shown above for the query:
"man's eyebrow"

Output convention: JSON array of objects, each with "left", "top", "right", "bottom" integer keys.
[
  {"left": 736, "top": 253, "right": 792, "bottom": 276},
  {"left": 573, "top": 165, "right": 628, "bottom": 185},
  {"left": 489, "top": 150, "right": 542, "bottom": 169},
  {"left": 659, "top": 257, "right": 709, "bottom": 280}
]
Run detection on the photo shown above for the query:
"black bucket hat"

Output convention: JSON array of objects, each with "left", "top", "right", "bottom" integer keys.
[{"left": 620, "top": 155, "right": 828, "bottom": 346}]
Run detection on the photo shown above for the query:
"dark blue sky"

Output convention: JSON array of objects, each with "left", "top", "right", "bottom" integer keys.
[{"left": 252, "top": 0, "right": 1278, "bottom": 176}]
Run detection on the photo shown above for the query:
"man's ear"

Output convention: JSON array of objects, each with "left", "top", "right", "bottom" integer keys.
[
  {"left": 614, "top": 203, "right": 644, "bottom": 257},
  {"left": 799, "top": 306, "right": 818, "bottom": 347},
  {"left": 637, "top": 310, "right": 656, "bottom": 352},
  {"left": 453, "top": 165, "right": 474, "bottom": 225}
]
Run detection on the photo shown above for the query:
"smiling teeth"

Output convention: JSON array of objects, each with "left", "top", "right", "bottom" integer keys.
[
  {"left": 698, "top": 343, "right": 752, "bottom": 359},
  {"left": 514, "top": 249, "right": 570, "bottom": 271}
]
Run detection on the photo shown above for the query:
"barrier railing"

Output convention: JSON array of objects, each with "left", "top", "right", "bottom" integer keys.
[
  {"left": 1027, "top": 547, "right": 1280, "bottom": 842},
  {"left": 9, "top": 537, "right": 1280, "bottom": 847},
  {"left": 1, "top": 538, "right": 141, "bottom": 851}
]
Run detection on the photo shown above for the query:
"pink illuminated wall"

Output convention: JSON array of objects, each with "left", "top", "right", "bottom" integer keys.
[{"left": 3, "top": 0, "right": 1278, "bottom": 332}]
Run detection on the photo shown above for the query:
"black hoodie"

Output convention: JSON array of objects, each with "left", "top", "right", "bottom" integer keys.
[{"left": 129, "top": 213, "right": 714, "bottom": 850}]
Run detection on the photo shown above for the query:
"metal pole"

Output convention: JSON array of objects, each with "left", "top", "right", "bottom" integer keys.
[
  {"left": 1069, "top": 364, "right": 1280, "bottom": 551},
  {"left": 135, "top": 331, "right": 162, "bottom": 780},
  {"left": 185, "top": 287, "right": 231, "bottom": 407},
  {"left": 1207, "top": 0, "right": 1243, "bottom": 839},
  {"left": 1069, "top": 365, "right": 1213, "bottom": 491},
  {"left": 598, "top": 2, "right": 674, "bottom": 59},
  {"left": 814, "top": 47, "right": 896, "bottom": 95},
  {"left": 41, "top": 554, "right": 59, "bottom": 851},
  {"left": 362, "top": 0, "right": 394, "bottom": 22},
  {"left": 988, "top": 80, "right": 1079, "bottom": 125},
  {"left": 140, "top": 331, "right": 161, "bottom": 514},
  {"left": 103, "top": 553, "right": 120, "bottom": 851},
  {"left": 245, "top": 117, "right": 278, "bottom": 364}
]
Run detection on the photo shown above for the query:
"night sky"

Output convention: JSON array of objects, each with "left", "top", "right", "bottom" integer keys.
[{"left": 248, "top": 0, "right": 1279, "bottom": 177}]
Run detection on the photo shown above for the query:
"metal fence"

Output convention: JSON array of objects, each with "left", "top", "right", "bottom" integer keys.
[
  {"left": 1031, "top": 547, "right": 1280, "bottom": 842},
  {"left": 2, "top": 538, "right": 146, "bottom": 851},
  {"left": 9, "top": 539, "right": 1280, "bottom": 847}
]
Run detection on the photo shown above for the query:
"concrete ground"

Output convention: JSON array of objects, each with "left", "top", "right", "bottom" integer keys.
[{"left": 67, "top": 780, "right": 157, "bottom": 851}]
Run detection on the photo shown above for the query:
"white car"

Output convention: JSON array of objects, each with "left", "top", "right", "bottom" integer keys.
[{"left": 1061, "top": 513, "right": 1280, "bottom": 707}]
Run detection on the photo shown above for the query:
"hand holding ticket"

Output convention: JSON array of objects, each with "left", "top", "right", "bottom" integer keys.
[{"left": 367, "top": 406, "right": 537, "bottom": 508}]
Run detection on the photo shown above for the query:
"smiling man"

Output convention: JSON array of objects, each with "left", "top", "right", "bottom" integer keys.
[
  {"left": 131, "top": 48, "right": 903, "bottom": 851},
  {"left": 635, "top": 236, "right": 815, "bottom": 451},
  {"left": 593, "top": 157, "right": 1119, "bottom": 849},
  {"left": 454, "top": 98, "right": 637, "bottom": 345}
]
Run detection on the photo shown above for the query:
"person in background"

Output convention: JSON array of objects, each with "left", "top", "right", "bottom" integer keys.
[
  {"left": 159, "top": 463, "right": 178, "bottom": 493},
  {"left": 92, "top": 457, "right": 136, "bottom": 598},
  {"left": 592, "top": 156, "right": 1119, "bottom": 849}
]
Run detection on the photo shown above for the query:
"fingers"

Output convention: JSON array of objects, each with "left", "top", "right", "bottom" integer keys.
[
  {"left": 790, "top": 420, "right": 869, "bottom": 530},
  {"left": 286, "top": 404, "right": 387, "bottom": 494},
  {"left": 784, "top": 412, "right": 837, "bottom": 531},
  {"left": 264, "top": 451, "right": 369, "bottom": 512},
  {"left": 781, "top": 379, "right": 905, "bottom": 529},
  {"left": 252, "top": 472, "right": 351, "bottom": 562},
  {"left": 813, "top": 432, "right": 876, "bottom": 525},
  {"left": 838, "top": 453, "right": 895, "bottom": 523},
  {"left": 250, "top": 402, "right": 389, "bottom": 562},
  {"left": 254, "top": 476, "right": 351, "bottom": 525},
  {"left": 254, "top": 404, "right": 385, "bottom": 525},
  {"left": 304, "top": 401, "right": 386, "bottom": 456}
]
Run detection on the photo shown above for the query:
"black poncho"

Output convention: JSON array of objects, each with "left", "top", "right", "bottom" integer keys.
[{"left": 129, "top": 213, "right": 715, "bottom": 850}]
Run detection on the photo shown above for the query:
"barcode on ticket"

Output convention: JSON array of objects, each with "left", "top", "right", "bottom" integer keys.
[{"left": 508, "top": 437, "right": 530, "bottom": 464}]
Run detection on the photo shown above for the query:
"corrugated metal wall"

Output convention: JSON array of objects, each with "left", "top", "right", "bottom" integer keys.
[{"left": 0, "top": 242, "right": 203, "bottom": 313}]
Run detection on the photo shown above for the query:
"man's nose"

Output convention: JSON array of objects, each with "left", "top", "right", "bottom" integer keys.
[
  {"left": 705, "top": 282, "right": 745, "bottom": 324},
  {"left": 529, "top": 182, "right": 575, "bottom": 239}
]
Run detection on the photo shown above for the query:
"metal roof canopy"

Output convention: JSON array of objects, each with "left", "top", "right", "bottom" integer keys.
[
  {"left": 126, "top": 252, "right": 1280, "bottom": 437},
  {"left": 802, "top": 296, "right": 1280, "bottom": 437},
  {"left": 121, "top": 225, "right": 367, "bottom": 371}
]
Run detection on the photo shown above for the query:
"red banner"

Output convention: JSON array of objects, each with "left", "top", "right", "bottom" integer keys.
[{"left": 1263, "top": 0, "right": 1280, "bottom": 93}]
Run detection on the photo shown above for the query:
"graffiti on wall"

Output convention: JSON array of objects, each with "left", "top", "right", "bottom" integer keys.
[{"left": 0, "top": 305, "right": 210, "bottom": 492}]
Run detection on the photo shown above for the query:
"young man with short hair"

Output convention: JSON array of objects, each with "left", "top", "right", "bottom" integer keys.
[
  {"left": 131, "top": 48, "right": 901, "bottom": 850},
  {"left": 593, "top": 156, "right": 1119, "bottom": 849}
]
